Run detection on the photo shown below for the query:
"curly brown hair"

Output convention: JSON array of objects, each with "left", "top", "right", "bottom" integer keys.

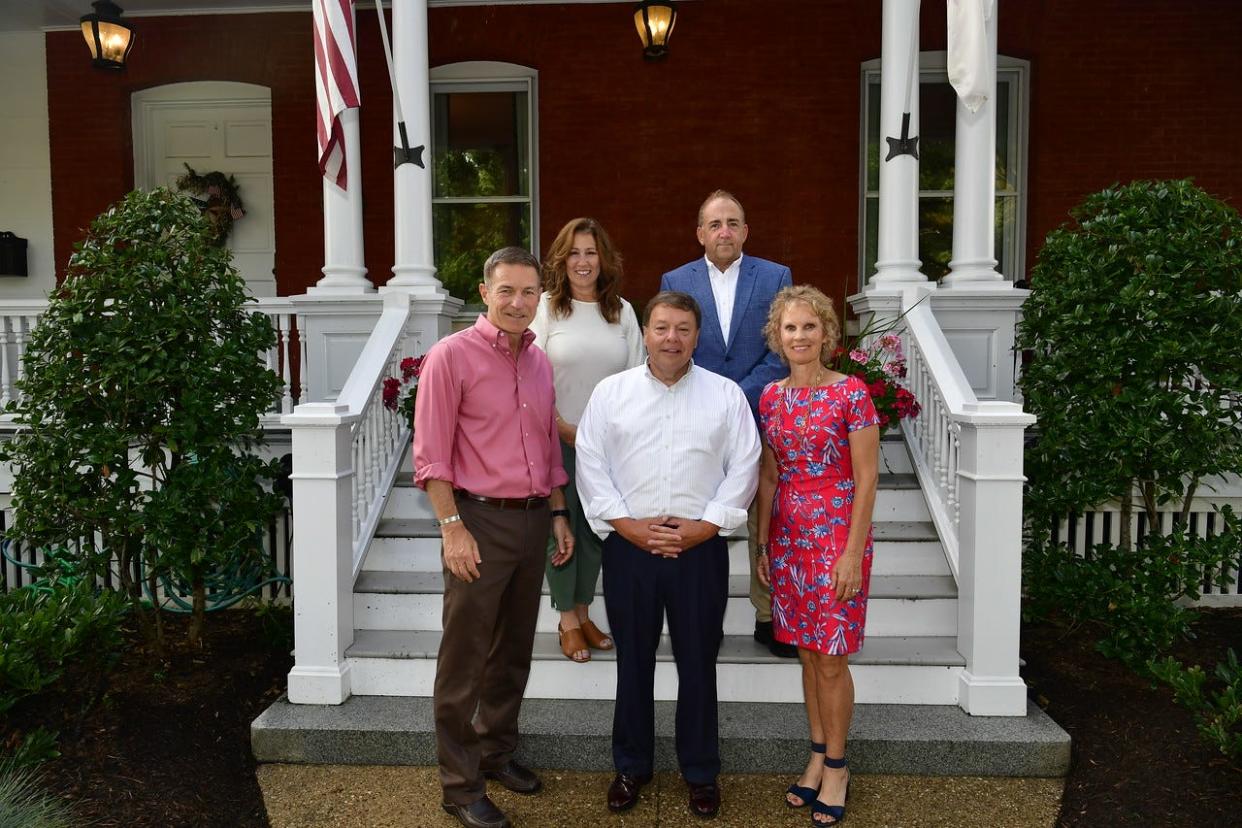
[
  {"left": 762, "top": 285, "right": 841, "bottom": 366},
  {"left": 542, "top": 218, "right": 624, "bottom": 323}
]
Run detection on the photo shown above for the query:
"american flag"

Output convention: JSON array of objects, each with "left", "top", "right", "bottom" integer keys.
[{"left": 313, "top": 0, "right": 360, "bottom": 190}]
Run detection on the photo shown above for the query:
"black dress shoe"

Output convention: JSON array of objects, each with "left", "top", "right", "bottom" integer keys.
[
  {"left": 441, "top": 795, "right": 511, "bottom": 828},
  {"left": 756, "top": 620, "right": 798, "bottom": 658},
  {"left": 687, "top": 780, "right": 721, "bottom": 818},
  {"left": 607, "top": 771, "right": 652, "bottom": 812},
  {"left": 483, "top": 760, "right": 543, "bottom": 794},
  {"left": 753, "top": 620, "right": 774, "bottom": 646}
]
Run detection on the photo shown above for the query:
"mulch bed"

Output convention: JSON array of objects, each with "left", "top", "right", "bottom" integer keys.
[
  {"left": 6, "top": 609, "right": 292, "bottom": 827},
  {"left": 1022, "top": 608, "right": 1242, "bottom": 826},
  {"left": 4, "top": 607, "right": 1239, "bottom": 825}
]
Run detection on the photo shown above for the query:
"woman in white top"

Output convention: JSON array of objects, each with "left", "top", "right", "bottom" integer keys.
[{"left": 531, "top": 218, "right": 645, "bottom": 663}]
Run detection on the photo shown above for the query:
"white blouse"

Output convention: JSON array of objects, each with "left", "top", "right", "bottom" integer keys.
[{"left": 529, "top": 293, "right": 645, "bottom": 425}]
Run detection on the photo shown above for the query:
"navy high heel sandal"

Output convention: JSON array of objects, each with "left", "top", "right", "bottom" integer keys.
[
  {"left": 785, "top": 741, "right": 826, "bottom": 808},
  {"left": 811, "top": 755, "right": 849, "bottom": 826}
]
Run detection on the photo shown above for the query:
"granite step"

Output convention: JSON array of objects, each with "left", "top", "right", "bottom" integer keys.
[{"left": 251, "top": 695, "right": 1070, "bottom": 777}]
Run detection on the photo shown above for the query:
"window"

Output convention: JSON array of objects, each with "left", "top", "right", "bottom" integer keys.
[
  {"left": 430, "top": 62, "right": 538, "bottom": 300},
  {"left": 859, "top": 53, "right": 1028, "bottom": 287}
]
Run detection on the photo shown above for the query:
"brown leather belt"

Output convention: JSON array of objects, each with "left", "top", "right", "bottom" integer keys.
[{"left": 456, "top": 489, "right": 549, "bottom": 510}]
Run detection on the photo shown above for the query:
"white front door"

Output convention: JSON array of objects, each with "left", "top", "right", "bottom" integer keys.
[{"left": 132, "top": 82, "right": 276, "bottom": 297}]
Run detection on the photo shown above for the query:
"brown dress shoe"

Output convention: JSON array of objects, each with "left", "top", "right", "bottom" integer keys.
[
  {"left": 687, "top": 780, "right": 721, "bottom": 818},
  {"left": 483, "top": 760, "right": 543, "bottom": 794},
  {"left": 441, "top": 795, "right": 511, "bottom": 828},
  {"left": 607, "top": 771, "right": 652, "bottom": 812}
]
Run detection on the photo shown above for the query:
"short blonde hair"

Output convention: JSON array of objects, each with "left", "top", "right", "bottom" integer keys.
[{"left": 763, "top": 285, "right": 841, "bottom": 366}]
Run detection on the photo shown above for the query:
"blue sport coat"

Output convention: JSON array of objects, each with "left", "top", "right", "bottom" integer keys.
[{"left": 660, "top": 255, "right": 792, "bottom": 414}]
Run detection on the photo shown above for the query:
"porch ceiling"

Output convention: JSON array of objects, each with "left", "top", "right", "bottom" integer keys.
[{"left": 0, "top": 0, "right": 640, "bottom": 33}]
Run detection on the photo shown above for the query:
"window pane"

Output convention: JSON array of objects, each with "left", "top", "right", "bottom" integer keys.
[
  {"left": 919, "top": 196, "right": 954, "bottom": 281},
  {"left": 996, "top": 81, "right": 1012, "bottom": 191},
  {"left": 863, "top": 195, "right": 879, "bottom": 280},
  {"left": 866, "top": 81, "right": 881, "bottom": 192},
  {"left": 432, "top": 91, "right": 529, "bottom": 198},
  {"left": 433, "top": 202, "right": 531, "bottom": 300},
  {"left": 918, "top": 81, "right": 957, "bottom": 191},
  {"left": 996, "top": 194, "right": 1016, "bottom": 278}
]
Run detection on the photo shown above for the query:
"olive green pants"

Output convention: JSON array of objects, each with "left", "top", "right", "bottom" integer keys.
[{"left": 545, "top": 441, "right": 603, "bottom": 611}]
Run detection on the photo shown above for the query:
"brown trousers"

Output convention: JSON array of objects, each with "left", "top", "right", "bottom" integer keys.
[{"left": 434, "top": 497, "right": 550, "bottom": 805}]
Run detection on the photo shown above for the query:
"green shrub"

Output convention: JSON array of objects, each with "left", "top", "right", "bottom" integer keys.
[
  {"left": 1150, "top": 649, "right": 1242, "bottom": 762},
  {"left": 1022, "top": 510, "right": 1239, "bottom": 667},
  {"left": 0, "top": 188, "right": 285, "bottom": 647},
  {"left": 0, "top": 763, "right": 81, "bottom": 828},
  {"left": 0, "top": 577, "right": 128, "bottom": 717}
]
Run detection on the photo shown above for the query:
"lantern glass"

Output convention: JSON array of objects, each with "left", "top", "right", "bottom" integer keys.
[
  {"left": 634, "top": 2, "right": 677, "bottom": 58},
  {"left": 80, "top": 2, "right": 134, "bottom": 69}
]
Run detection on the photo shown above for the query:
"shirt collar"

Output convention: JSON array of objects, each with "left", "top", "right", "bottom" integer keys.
[
  {"left": 642, "top": 358, "right": 697, "bottom": 389},
  {"left": 704, "top": 253, "right": 743, "bottom": 278},
  {"left": 472, "top": 313, "right": 535, "bottom": 351}
]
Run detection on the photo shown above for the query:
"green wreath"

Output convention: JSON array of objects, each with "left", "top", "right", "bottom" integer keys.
[{"left": 175, "top": 163, "right": 246, "bottom": 246}]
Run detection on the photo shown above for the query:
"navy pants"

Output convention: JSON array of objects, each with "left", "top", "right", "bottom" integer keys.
[{"left": 602, "top": 531, "right": 729, "bottom": 784}]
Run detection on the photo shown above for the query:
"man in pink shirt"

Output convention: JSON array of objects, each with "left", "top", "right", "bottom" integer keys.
[{"left": 414, "top": 247, "right": 575, "bottom": 828}]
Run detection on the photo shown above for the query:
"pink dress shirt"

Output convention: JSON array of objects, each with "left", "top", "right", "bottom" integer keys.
[{"left": 413, "top": 315, "right": 568, "bottom": 498}]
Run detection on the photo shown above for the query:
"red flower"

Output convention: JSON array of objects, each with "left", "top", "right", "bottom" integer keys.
[
  {"left": 382, "top": 377, "right": 401, "bottom": 411},
  {"left": 401, "top": 355, "right": 425, "bottom": 382},
  {"left": 867, "top": 379, "right": 889, "bottom": 398}
]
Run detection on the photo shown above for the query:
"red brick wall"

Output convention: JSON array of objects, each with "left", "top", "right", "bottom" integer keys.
[{"left": 45, "top": 1, "right": 1242, "bottom": 304}]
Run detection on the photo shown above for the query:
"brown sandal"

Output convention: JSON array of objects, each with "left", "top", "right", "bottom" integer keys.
[
  {"left": 579, "top": 619, "right": 614, "bottom": 651},
  {"left": 558, "top": 623, "right": 590, "bottom": 663}
]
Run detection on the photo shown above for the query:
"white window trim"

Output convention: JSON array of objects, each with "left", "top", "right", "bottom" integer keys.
[
  {"left": 429, "top": 60, "right": 539, "bottom": 257},
  {"left": 857, "top": 51, "right": 1030, "bottom": 290}
]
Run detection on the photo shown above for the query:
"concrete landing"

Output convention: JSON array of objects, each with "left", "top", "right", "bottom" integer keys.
[{"left": 252, "top": 697, "right": 1070, "bottom": 778}]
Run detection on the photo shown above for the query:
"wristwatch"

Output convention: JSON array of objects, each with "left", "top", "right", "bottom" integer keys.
[
  {"left": 756, "top": 543, "right": 769, "bottom": 556},
  {"left": 550, "top": 509, "right": 571, "bottom": 519}
]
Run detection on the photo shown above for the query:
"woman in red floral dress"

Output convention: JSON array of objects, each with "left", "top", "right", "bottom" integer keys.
[{"left": 756, "top": 286, "right": 879, "bottom": 827}]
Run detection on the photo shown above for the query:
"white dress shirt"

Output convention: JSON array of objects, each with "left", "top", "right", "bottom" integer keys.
[
  {"left": 575, "top": 361, "right": 761, "bottom": 539},
  {"left": 706, "top": 253, "right": 742, "bottom": 344}
]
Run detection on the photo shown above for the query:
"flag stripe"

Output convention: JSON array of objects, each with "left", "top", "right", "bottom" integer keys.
[{"left": 313, "top": 0, "right": 360, "bottom": 190}]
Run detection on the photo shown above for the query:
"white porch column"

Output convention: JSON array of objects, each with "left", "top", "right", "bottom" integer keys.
[
  {"left": 870, "top": 0, "right": 926, "bottom": 288},
  {"left": 955, "top": 403, "right": 1035, "bottom": 715},
  {"left": 309, "top": 0, "right": 373, "bottom": 295},
  {"left": 284, "top": 402, "right": 357, "bottom": 704},
  {"left": 382, "top": 0, "right": 444, "bottom": 295},
  {"left": 943, "top": 2, "right": 1005, "bottom": 287}
]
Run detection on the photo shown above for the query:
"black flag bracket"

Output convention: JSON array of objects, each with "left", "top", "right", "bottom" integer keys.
[
  {"left": 394, "top": 122, "right": 425, "bottom": 169},
  {"left": 884, "top": 112, "right": 920, "bottom": 161}
]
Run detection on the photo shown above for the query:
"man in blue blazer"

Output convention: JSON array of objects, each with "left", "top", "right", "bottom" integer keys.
[{"left": 660, "top": 190, "right": 796, "bottom": 658}]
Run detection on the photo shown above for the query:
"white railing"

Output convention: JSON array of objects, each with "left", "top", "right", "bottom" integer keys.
[
  {"left": 281, "top": 292, "right": 420, "bottom": 704},
  {"left": 891, "top": 287, "right": 1036, "bottom": 715},
  {"left": 0, "top": 299, "right": 306, "bottom": 420}
]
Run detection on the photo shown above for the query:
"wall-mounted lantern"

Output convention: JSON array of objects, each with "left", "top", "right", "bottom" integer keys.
[
  {"left": 634, "top": 1, "right": 677, "bottom": 61},
  {"left": 80, "top": 1, "right": 135, "bottom": 70}
]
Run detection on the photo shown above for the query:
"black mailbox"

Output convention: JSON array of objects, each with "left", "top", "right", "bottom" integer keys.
[{"left": 0, "top": 232, "right": 28, "bottom": 277}]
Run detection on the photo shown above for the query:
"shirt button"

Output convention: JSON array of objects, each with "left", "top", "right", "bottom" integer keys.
[{"left": 522, "top": 403, "right": 527, "bottom": 408}]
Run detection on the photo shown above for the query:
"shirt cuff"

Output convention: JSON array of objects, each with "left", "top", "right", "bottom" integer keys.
[
  {"left": 586, "top": 496, "right": 630, "bottom": 526},
  {"left": 550, "top": 466, "right": 569, "bottom": 488},
  {"left": 701, "top": 501, "right": 748, "bottom": 534},
  {"left": 413, "top": 462, "right": 455, "bottom": 490}
]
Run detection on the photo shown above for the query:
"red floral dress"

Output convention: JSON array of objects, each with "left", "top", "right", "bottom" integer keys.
[{"left": 759, "top": 375, "right": 880, "bottom": 655}]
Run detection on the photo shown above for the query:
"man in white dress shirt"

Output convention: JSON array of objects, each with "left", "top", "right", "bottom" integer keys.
[{"left": 575, "top": 291, "right": 760, "bottom": 819}]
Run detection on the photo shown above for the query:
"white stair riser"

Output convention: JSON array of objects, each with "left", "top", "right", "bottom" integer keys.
[
  {"left": 367, "top": 536, "right": 949, "bottom": 578},
  {"left": 386, "top": 486, "right": 436, "bottom": 518},
  {"left": 347, "top": 657, "right": 960, "bottom": 705},
  {"left": 353, "top": 593, "right": 958, "bottom": 638}
]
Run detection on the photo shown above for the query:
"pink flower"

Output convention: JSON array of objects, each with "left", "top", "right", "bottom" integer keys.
[
  {"left": 849, "top": 348, "right": 869, "bottom": 364},
  {"left": 878, "top": 333, "right": 903, "bottom": 356}
]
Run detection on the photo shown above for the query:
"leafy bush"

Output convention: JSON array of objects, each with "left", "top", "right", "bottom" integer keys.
[
  {"left": 0, "top": 188, "right": 285, "bottom": 647},
  {"left": 1150, "top": 649, "right": 1242, "bottom": 762},
  {"left": 0, "top": 763, "right": 81, "bottom": 828},
  {"left": 0, "top": 577, "right": 128, "bottom": 717},
  {"left": 1022, "top": 509, "right": 1239, "bottom": 667},
  {"left": 2, "top": 729, "right": 59, "bottom": 770},
  {"left": 1018, "top": 179, "right": 1242, "bottom": 546}
]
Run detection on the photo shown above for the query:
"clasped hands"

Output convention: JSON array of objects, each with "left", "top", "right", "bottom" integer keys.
[
  {"left": 613, "top": 516, "right": 719, "bottom": 558},
  {"left": 442, "top": 514, "right": 573, "bottom": 583}
]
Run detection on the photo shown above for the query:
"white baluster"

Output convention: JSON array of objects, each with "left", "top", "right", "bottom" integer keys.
[
  {"left": 297, "top": 314, "right": 309, "bottom": 404},
  {"left": 0, "top": 316, "right": 12, "bottom": 407},
  {"left": 279, "top": 313, "right": 294, "bottom": 413},
  {"left": 13, "top": 317, "right": 28, "bottom": 391},
  {"left": 352, "top": 429, "right": 364, "bottom": 539}
]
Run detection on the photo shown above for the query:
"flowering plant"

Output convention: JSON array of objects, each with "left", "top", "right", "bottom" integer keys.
[
  {"left": 831, "top": 330, "right": 920, "bottom": 433},
  {"left": 381, "top": 355, "right": 425, "bottom": 420}
]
